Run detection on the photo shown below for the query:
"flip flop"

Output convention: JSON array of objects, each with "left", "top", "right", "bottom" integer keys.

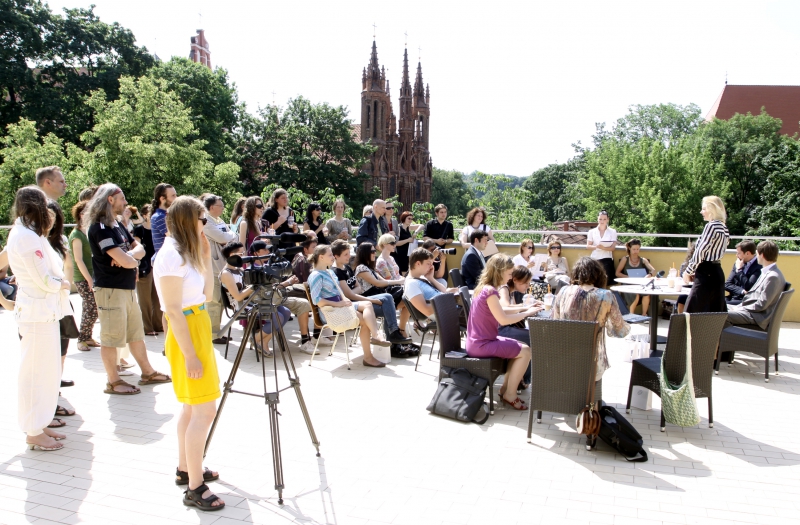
[
  {"left": 54, "top": 405, "right": 75, "bottom": 416},
  {"left": 48, "top": 418, "right": 66, "bottom": 428}
]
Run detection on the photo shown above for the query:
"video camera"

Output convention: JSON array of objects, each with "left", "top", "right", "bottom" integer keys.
[{"left": 226, "top": 232, "right": 307, "bottom": 286}]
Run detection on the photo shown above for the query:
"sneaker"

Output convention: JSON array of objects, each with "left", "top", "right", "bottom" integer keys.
[
  {"left": 388, "top": 330, "right": 412, "bottom": 344},
  {"left": 316, "top": 335, "right": 335, "bottom": 347},
  {"left": 299, "top": 340, "right": 316, "bottom": 355}
]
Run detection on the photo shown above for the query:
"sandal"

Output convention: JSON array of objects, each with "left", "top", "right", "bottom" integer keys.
[
  {"left": 54, "top": 405, "right": 76, "bottom": 417},
  {"left": 27, "top": 441, "right": 63, "bottom": 451},
  {"left": 183, "top": 483, "right": 225, "bottom": 511},
  {"left": 175, "top": 467, "right": 220, "bottom": 486},
  {"left": 48, "top": 418, "right": 66, "bottom": 428},
  {"left": 138, "top": 371, "right": 171, "bottom": 385},
  {"left": 77, "top": 341, "right": 91, "bottom": 351},
  {"left": 104, "top": 380, "right": 140, "bottom": 395},
  {"left": 86, "top": 339, "right": 101, "bottom": 347},
  {"left": 500, "top": 396, "right": 528, "bottom": 411}
]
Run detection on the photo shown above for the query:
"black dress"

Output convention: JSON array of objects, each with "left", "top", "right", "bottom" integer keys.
[
  {"left": 262, "top": 207, "right": 296, "bottom": 248},
  {"left": 392, "top": 225, "right": 412, "bottom": 274},
  {"left": 305, "top": 218, "right": 328, "bottom": 245},
  {"left": 684, "top": 220, "right": 729, "bottom": 313}
]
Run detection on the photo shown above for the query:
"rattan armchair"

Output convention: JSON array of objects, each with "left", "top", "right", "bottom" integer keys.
[
  {"left": 450, "top": 268, "right": 464, "bottom": 288},
  {"left": 717, "top": 285, "right": 793, "bottom": 382},
  {"left": 432, "top": 293, "right": 506, "bottom": 415},
  {"left": 526, "top": 318, "right": 603, "bottom": 448},
  {"left": 626, "top": 312, "right": 727, "bottom": 431}
]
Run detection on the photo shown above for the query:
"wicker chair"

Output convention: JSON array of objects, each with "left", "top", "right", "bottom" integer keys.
[
  {"left": 432, "top": 293, "right": 507, "bottom": 415},
  {"left": 526, "top": 318, "right": 603, "bottom": 447},
  {"left": 459, "top": 286, "right": 471, "bottom": 319},
  {"left": 717, "top": 285, "right": 794, "bottom": 382},
  {"left": 626, "top": 312, "right": 727, "bottom": 431},
  {"left": 403, "top": 297, "right": 438, "bottom": 371},
  {"left": 303, "top": 283, "right": 355, "bottom": 370},
  {"left": 450, "top": 268, "right": 464, "bottom": 288},
  {"left": 219, "top": 284, "right": 260, "bottom": 362}
]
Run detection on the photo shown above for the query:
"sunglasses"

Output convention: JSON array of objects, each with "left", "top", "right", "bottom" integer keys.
[
  {"left": 256, "top": 203, "right": 264, "bottom": 209},
  {"left": 388, "top": 241, "right": 396, "bottom": 245},
  {"left": 551, "top": 246, "right": 561, "bottom": 250},
  {"left": 386, "top": 207, "right": 394, "bottom": 210},
  {"left": 370, "top": 249, "right": 377, "bottom": 254},
  {"left": 199, "top": 217, "right": 208, "bottom": 225},
  {"left": 525, "top": 245, "right": 534, "bottom": 249}
]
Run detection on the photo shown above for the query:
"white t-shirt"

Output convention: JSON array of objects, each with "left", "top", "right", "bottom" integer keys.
[
  {"left": 512, "top": 254, "right": 532, "bottom": 268},
  {"left": 587, "top": 226, "right": 617, "bottom": 260},
  {"left": 461, "top": 223, "right": 491, "bottom": 242},
  {"left": 153, "top": 237, "right": 206, "bottom": 310}
]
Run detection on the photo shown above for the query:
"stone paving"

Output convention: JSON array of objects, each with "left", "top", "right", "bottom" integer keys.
[{"left": 1, "top": 294, "right": 799, "bottom": 525}]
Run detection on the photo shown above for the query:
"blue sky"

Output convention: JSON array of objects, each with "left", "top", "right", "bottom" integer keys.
[{"left": 46, "top": 0, "right": 800, "bottom": 177}]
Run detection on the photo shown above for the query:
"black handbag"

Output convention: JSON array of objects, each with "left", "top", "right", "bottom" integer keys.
[
  {"left": 427, "top": 367, "right": 489, "bottom": 424},
  {"left": 59, "top": 315, "right": 80, "bottom": 339},
  {"left": 598, "top": 405, "right": 648, "bottom": 462}
]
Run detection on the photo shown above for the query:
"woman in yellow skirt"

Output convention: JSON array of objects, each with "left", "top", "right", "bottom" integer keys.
[{"left": 153, "top": 196, "right": 224, "bottom": 511}]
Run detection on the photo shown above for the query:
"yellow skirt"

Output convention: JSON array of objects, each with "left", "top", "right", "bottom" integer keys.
[{"left": 165, "top": 304, "right": 221, "bottom": 405}]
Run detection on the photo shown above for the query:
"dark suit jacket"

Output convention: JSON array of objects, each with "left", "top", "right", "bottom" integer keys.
[
  {"left": 725, "top": 260, "right": 762, "bottom": 303},
  {"left": 355, "top": 215, "right": 388, "bottom": 246},
  {"left": 460, "top": 245, "right": 485, "bottom": 290},
  {"left": 736, "top": 265, "right": 786, "bottom": 330}
]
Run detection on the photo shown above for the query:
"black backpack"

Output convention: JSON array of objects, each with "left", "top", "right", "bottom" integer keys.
[
  {"left": 598, "top": 405, "right": 647, "bottom": 462},
  {"left": 427, "top": 367, "right": 489, "bottom": 425}
]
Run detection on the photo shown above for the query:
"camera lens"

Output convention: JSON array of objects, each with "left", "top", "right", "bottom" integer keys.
[{"left": 440, "top": 248, "right": 457, "bottom": 255}]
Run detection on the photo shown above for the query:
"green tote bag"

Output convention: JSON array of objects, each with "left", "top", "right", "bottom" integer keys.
[{"left": 659, "top": 313, "right": 701, "bottom": 427}]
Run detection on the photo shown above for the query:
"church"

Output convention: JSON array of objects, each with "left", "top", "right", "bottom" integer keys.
[{"left": 354, "top": 41, "right": 433, "bottom": 210}]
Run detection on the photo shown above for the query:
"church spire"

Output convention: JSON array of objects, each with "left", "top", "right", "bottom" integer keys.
[{"left": 413, "top": 61, "right": 427, "bottom": 108}]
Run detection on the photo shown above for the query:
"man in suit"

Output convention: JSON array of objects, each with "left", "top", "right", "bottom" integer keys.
[
  {"left": 460, "top": 230, "right": 488, "bottom": 290},
  {"left": 356, "top": 199, "right": 388, "bottom": 246},
  {"left": 726, "top": 241, "right": 785, "bottom": 329},
  {"left": 725, "top": 240, "right": 762, "bottom": 305}
]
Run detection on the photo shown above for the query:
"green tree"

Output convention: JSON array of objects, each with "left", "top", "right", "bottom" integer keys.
[
  {"left": 747, "top": 138, "right": 800, "bottom": 248},
  {"left": 524, "top": 157, "right": 585, "bottom": 222},
  {"left": 431, "top": 168, "right": 473, "bottom": 218},
  {"left": 593, "top": 103, "right": 703, "bottom": 147},
  {"left": 149, "top": 57, "right": 240, "bottom": 165},
  {"left": 467, "top": 172, "right": 549, "bottom": 242}
]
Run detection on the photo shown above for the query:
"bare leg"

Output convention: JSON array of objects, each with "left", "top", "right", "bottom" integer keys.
[
  {"left": 127, "top": 340, "right": 158, "bottom": 377},
  {"left": 358, "top": 303, "right": 385, "bottom": 341},
  {"left": 356, "top": 311, "right": 380, "bottom": 364},
  {"left": 499, "top": 346, "right": 531, "bottom": 403},
  {"left": 641, "top": 296, "right": 650, "bottom": 317},
  {"left": 398, "top": 304, "right": 410, "bottom": 335},
  {"left": 185, "top": 401, "right": 224, "bottom": 507},
  {"left": 630, "top": 296, "right": 640, "bottom": 314},
  {"left": 177, "top": 405, "right": 192, "bottom": 472},
  {"left": 298, "top": 312, "right": 309, "bottom": 336}
]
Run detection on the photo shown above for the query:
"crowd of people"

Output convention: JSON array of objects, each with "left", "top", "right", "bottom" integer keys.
[{"left": 1, "top": 171, "right": 791, "bottom": 511}]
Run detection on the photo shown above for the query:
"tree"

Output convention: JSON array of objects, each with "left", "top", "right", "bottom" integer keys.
[
  {"left": 747, "top": 138, "right": 800, "bottom": 249},
  {"left": 149, "top": 58, "right": 240, "bottom": 165},
  {"left": 593, "top": 103, "right": 703, "bottom": 147},
  {"left": 431, "top": 168, "right": 473, "bottom": 218},
  {"left": 0, "top": 1, "right": 154, "bottom": 146},
  {"left": 467, "top": 172, "right": 549, "bottom": 242},
  {"left": 524, "top": 157, "right": 585, "bottom": 222}
]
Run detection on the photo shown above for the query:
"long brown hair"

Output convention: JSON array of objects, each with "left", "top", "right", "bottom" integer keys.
[
  {"left": 242, "top": 196, "right": 264, "bottom": 239},
  {"left": 475, "top": 253, "right": 514, "bottom": 295},
  {"left": 166, "top": 196, "right": 206, "bottom": 272},
  {"left": 12, "top": 186, "right": 50, "bottom": 236},
  {"left": 46, "top": 199, "right": 67, "bottom": 258}
]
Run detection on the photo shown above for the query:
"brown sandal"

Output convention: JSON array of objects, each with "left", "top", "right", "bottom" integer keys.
[
  {"left": 500, "top": 397, "right": 528, "bottom": 411},
  {"left": 138, "top": 371, "right": 172, "bottom": 385},
  {"left": 104, "top": 380, "right": 140, "bottom": 395}
]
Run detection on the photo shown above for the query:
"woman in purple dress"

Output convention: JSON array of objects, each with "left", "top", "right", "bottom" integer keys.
[{"left": 466, "top": 254, "right": 541, "bottom": 410}]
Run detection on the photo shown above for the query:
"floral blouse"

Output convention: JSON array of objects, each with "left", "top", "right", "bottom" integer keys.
[
  {"left": 376, "top": 255, "right": 401, "bottom": 281},
  {"left": 552, "top": 285, "right": 630, "bottom": 380}
]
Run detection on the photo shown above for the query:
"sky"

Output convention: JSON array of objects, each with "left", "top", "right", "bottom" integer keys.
[{"left": 44, "top": 0, "right": 800, "bottom": 178}]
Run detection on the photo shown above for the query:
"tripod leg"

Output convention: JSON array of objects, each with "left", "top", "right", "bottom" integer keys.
[
  {"left": 291, "top": 379, "right": 321, "bottom": 456},
  {"left": 267, "top": 393, "right": 285, "bottom": 504}
]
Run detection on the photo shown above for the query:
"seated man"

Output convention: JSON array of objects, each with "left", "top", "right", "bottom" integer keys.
[
  {"left": 330, "top": 240, "right": 412, "bottom": 346},
  {"left": 460, "top": 230, "right": 488, "bottom": 290},
  {"left": 727, "top": 241, "right": 785, "bottom": 329},
  {"left": 291, "top": 231, "right": 318, "bottom": 285},
  {"left": 249, "top": 241, "right": 315, "bottom": 354},
  {"left": 725, "top": 240, "right": 762, "bottom": 305},
  {"left": 405, "top": 248, "right": 459, "bottom": 321}
]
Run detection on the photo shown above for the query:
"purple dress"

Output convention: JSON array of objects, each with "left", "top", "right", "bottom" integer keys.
[{"left": 466, "top": 286, "right": 524, "bottom": 359}]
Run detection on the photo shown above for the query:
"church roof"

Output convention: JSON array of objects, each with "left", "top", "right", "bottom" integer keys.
[
  {"left": 705, "top": 84, "right": 800, "bottom": 136},
  {"left": 351, "top": 124, "right": 362, "bottom": 143}
]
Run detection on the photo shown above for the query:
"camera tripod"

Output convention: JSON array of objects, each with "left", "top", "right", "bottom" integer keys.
[{"left": 203, "top": 283, "right": 320, "bottom": 505}]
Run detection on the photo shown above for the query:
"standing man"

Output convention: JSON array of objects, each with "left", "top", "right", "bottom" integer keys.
[
  {"left": 203, "top": 194, "right": 238, "bottom": 344},
  {"left": 460, "top": 230, "right": 488, "bottom": 290},
  {"left": 356, "top": 199, "right": 388, "bottom": 246},
  {"left": 150, "top": 183, "right": 177, "bottom": 257},
  {"left": 35, "top": 166, "right": 67, "bottom": 201},
  {"left": 86, "top": 183, "right": 171, "bottom": 395},
  {"left": 384, "top": 202, "right": 399, "bottom": 240},
  {"left": 423, "top": 204, "right": 454, "bottom": 247},
  {"left": 725, "top": 240, "right": 762, "bottom": 306}
]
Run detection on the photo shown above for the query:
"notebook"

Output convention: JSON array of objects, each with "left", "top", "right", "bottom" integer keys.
[{"left": 627, "top": 268, "right": 648, "bottom": 278}]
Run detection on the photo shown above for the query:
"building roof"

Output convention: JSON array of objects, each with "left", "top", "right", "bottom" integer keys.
[
  {"left": 705, "top": 85, "right": 800, "bottom": 136},
  {"left": 351, "top": 124, "right": 362, "bottom": 143}
]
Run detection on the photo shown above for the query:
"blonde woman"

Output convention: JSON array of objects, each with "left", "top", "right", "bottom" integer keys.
[
  {"left": 683, "top": 196, "right": 730, "bottom": 313},
  {"left": 153, "top": 196, "right": 224, "bottom": 511},
  {"left": 466, "top": 254, "right": 539, "bottom": 410}
]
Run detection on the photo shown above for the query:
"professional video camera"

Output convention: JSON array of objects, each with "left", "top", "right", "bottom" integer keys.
[
  {"left": 225, "top": 233, "right": 306, "bottom": 286},
  {"left": 438, "top": 247, "right": 457, "bottom": 255}
]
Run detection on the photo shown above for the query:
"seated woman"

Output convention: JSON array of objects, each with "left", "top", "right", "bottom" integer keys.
[
  {"left": 307, "top": 244, "right": 390, "bottom": 368},
  {"left": 544, "top": 241, "right": 570, "bottom": 293},
  {"left": 458, "top": 207, "right": 495, "bottom": 250},
  {"left": 615, "top": 238, "right": 656, "bottom": 314},
  {"left": 421, "top": 239, "right": 448, "bottom": 286},
  {"left": 355, "top": 239, "right": 411, "bottom": 332},
  {"left": 512, "top": 239, "right": 537, "bottom": 269},
  {"left": 498, "top": 265, "right": 542, "bottom": 392},
  {"left": 466, "top": 254, "right": 540, "bottom": 410},
  {"left": 553, "top": 257, "right": 630, "bottom": 381},
  {"left": 219, "top": 241, "right": 289, "bottom": 357}
]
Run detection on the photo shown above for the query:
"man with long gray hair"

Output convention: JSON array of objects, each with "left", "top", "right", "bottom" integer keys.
[{"left": 86, "top": 183, "right": 171, "bottom": 395}]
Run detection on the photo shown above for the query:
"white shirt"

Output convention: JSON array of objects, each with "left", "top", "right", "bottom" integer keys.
[
  {"left": 512, "top": 254, "right": 533, "bottom": 268},
  {"left": 587, "top": 226, "right": 617, "bottom": 260},
  {"left": 153, "top": 237, "right": 206, "bottom": 310}
]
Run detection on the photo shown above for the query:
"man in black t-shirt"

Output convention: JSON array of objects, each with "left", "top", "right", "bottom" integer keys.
[
  {"left": 423, "top": 204, "right": 455, "bottom": 247},
  {"left": 86, "top": 184, "right": 171, "bottom": 395}
]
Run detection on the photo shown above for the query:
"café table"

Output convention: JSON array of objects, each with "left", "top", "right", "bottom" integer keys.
[{"left": 611, "top": 279, "right": 690, "bottom": 354}]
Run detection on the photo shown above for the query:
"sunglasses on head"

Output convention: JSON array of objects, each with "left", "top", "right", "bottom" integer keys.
[{"left": 199, "top": 217, "right": 208, "bottom": 225}]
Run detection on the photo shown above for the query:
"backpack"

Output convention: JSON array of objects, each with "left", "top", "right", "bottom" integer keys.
[
  {"left": 427, "top": 367, "right": 489, "bottom": 425},
  {"left": 597, "top": 405, "right": 648, "bottom": 462}
]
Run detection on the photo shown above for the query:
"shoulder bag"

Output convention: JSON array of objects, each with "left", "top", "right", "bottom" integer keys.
[
  {"left": 598, "top": 405, "right": 648, "bottom": 461},
  {"left": 319, "top": 302, "right": 360, "bottom": 332},
  {"left": 427, "top": 367, "right": 489, "bottom": 424},
  {"left": 659, "top": 313, "right": 701, "bottom": 427}
]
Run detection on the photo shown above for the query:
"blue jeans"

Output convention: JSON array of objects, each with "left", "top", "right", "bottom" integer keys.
[
  {"left": 498, "top": 325, "right": 532, "bottom": 384},
  {"left": 0, "top": 278, "right": 16, "bottom": 300},
  {"left": 369, "top": 292, "right": 399, "bottom": 334}
]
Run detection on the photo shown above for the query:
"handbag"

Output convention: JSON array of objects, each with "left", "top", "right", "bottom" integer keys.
[
  {"left": 59, "top": 315, "right": 80, "bottom": 339},
  {"left": 598, "top": 405, "right": 648, "bottom": 461},
  {"left": 427, "top": 367, "right": 489, "bottom": 424},
  {"left": 319, "top": 303, "right": 360, "bottom": 332},
  {"left": 659, "top": 313, "right": 701, "bottom": 427},
  {"left": 576, "top": 308, "right": 604, "bottom": 438}
]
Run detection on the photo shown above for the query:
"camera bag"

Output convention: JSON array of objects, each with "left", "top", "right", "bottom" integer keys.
[
  {"left": 598, "top": 405, "right": 647, "bottom": 461},
  {"left": 427, "top": 367, "right": 489, "bottom": 425}
]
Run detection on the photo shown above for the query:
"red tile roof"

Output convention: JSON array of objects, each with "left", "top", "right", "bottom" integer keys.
[
  {"left": 706, "top": 85, "right": 800, "bottom": 136},
  {"left": 351, "top": 124, "right": 362, "bottom": 143}
]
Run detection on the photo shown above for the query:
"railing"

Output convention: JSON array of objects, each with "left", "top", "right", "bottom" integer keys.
[{"left": 490, "top": 230, "right": 800, "bottom": 242}]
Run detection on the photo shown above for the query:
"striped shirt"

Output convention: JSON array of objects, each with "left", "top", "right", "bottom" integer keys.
[
  {"left": 685, "top": 220, "right": 729, "bottom": 275},
  {"left": 307, "top": 269, "right": 341, "bottom": 304},
  {"left": 151, "top": 208, "right": 168, "bottom": 255}
]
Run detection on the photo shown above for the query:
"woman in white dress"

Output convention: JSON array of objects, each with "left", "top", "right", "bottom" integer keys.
[
  {"left": 586, "top": 210, "right": 618, "bottom": 286},
  {"left": 459, "top": 207, "right": 495, "bottom": 250}
]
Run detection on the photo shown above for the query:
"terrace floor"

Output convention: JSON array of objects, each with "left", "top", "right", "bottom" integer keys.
[{"left": 1, "top": 294, "right": 799, "bottom": 525}]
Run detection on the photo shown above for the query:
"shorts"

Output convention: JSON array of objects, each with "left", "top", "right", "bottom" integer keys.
[
  {"left": 165, "top": 304, "right": 220, "bottom": 405},
  {"left": 283, "top": 296, "right": 311, "bottom": 316},
  {"left": 94, "top": 288, "right": 145, "bottom": 348}
]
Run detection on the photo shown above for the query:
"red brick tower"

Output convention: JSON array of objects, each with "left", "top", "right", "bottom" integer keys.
[{"left": 189, "top": 29, "right": 211, "bottom": 69}]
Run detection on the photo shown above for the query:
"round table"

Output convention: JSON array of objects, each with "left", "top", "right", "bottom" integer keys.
[{"left": 611, "top": 283, "right": 690, "bottom": 353}]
